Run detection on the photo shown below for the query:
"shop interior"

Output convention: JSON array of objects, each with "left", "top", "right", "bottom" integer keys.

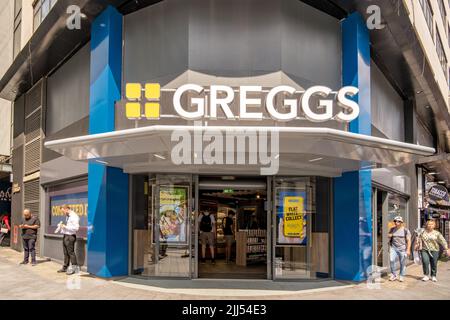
[{"left": 197, "top": 177, "right": 268, "bottom": 279}]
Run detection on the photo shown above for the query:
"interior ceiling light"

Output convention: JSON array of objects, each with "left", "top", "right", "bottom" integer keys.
[
  {"left": 153, "top": 154, "right": 166, "bottom": 160},
  {"left": 221, "top": 176, "right": 235, "bottom": 180}
]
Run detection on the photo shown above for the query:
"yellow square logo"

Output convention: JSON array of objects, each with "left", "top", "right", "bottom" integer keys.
[
  {"left": 126, "top": 83, "right": 142, "bottom": 100},
  {"left": 126, "top": 102, "right": 141, "bottom": 119},
  {"left": 125, "top": 83, "right": 161, "bottom": 120},
  {"left": 145, "top": 83, "right": 160, "bottom": 100},
  {"left": 145, "top": 102, "right": 160, "bottom": 119}
]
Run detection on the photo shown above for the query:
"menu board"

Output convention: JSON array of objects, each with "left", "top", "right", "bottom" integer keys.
[{"left": 158, "top": 186, "right": 189, "bottom": 244}]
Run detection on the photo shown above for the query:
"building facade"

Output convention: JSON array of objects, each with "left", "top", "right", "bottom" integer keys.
[{"left": 0, "top": 0, "right": 449, "bottom": 283}]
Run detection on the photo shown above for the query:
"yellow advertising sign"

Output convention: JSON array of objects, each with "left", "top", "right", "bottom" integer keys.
[{"left": 283, "top": 196, "right": 304, "bottom": 237}]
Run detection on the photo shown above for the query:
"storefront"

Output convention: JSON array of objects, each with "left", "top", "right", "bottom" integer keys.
[
  {"left": 42, "top": 1, "right": 435, "bottom": 282},
  {"left": 129, "top": 174, "right": 331, "bottom": 280}
]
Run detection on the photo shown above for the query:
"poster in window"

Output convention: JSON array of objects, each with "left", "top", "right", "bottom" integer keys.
[
  {"left": 159, "top": 186, "right": 188, "bottom": 244},
  {"left": 50, "top": 192, "right": 88, "bottom": 228},
  {"left": 277, "top": 190, "right": 307, "bottom": 245}
]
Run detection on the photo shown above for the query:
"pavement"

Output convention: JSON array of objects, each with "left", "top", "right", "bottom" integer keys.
[{"left": 1, "top": 247, "right": 449, "bottom": 300}]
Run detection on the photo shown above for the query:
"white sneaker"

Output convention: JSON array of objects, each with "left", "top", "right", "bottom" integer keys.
[
  {"left": 431, "top": 276, "right": 437, "bottom": 282},
  {"left": 389, "top": 274, "right": 398, "bottom": 281},
  {"left": 422, "top": 276, "right": 430, "bottom": 281},
  {"left": 399, "top": 276, "right": 405, "bottom": 282}
]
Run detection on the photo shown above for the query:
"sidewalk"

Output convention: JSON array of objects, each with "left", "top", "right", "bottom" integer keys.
[{"left": 1, "top": 247, "right": 449, "bottom": 300}]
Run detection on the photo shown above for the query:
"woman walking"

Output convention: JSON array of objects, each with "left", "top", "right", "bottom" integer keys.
[{"left": 416, "top": 219, "right": 450, "bottom": 282}]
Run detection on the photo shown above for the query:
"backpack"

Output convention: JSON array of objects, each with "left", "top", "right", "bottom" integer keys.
[{"left": 200, "top": 215, "right": 212, "bottom": 232}]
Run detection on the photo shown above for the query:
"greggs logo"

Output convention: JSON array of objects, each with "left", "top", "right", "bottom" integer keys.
[
  {"left": 125, "top": 83, "right": 360, "bottom": 123},
  {"left": 125, "top": 83, "right": 161, "bottom": 119}
]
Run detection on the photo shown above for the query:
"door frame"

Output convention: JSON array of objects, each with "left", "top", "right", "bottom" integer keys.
[{"left": 271, "top": 177, "right": 313, "bottom": 280}]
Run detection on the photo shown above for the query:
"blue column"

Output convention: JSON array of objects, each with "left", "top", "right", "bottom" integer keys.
[
  {"left": 87, "top": 6, "right": 129, "bottom": 277},
  {"left": 333, "top": 12, "right": 372, "bottom": 282}
]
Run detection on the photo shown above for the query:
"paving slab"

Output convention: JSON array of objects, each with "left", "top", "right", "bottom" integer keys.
[{"left": 1, "top": 248, "right": 449, "bottom": 300}]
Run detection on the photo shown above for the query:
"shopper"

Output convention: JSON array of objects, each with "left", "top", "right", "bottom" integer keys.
[
  {"left": 0, "top": 213, "right": 11, "bottom": 246},
  {"left": 416, "top": 219, "right": 450, "bottom": 282},
  {"left": 223, "top": 211, "right": 235, "bottom": 264},
  {"left": 198, "top": 210, "right": 215, "bottom": 264},
  {"left": 57, "top": 205, "right": 80, "bottom": 275},
  {"left": 18, "top": 209, "right": 40, "bottom": 266},
  {"left": 387, "top": 216, "right": 411, "bottom": 282}
]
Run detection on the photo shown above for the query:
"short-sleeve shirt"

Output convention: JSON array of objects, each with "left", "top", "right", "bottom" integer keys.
[
  {"left": 389, "top": 227, "right": 411, "bottom": 251},
  {"left": 223, "top": 217, "right": 234, "bottom": 235},
  {"left": 21, "top": 216, "right": 40, "bottom": 240}
]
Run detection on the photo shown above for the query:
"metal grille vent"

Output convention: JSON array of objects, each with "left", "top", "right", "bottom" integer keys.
[
  {"left": 25, "top": 110, "right": 41, "bottom": 143},
  {"left": 25, "top": 83, "right": 42, "bottom": 118},
  {"left": 24, "top": 139, "right": 41, "bottom": 175}
]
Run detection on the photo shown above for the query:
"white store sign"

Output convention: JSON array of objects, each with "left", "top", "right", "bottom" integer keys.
[{"left": 173, "top": 84, "right": 360, "bottom": 123}]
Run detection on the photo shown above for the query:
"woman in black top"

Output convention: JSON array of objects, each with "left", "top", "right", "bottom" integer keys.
[{"left": 223, "top": 212, "right": 235, "bottom": 264}]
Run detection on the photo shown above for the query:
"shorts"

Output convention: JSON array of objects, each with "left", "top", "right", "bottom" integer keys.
[
  {"left": 224, "top": 235, "right": 234, "bottom": 245},
  {"left": 200, "top": 232, "right": 215, "bottom": 246}
]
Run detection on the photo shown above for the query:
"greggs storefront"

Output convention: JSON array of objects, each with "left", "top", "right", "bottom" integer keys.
[{"left": 44, "top": 0, "right": 434, "bottom": 282}]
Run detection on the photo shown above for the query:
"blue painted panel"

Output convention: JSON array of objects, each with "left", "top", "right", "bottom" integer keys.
[
  {"left": 334, "top": 12, "right": 373, "bottom": 282},
  {"left": 87, "top": 6, "right": 129, "bottom": 277},
  {"left": 89, "top": 5, "right": 122, "bottom": 135}
]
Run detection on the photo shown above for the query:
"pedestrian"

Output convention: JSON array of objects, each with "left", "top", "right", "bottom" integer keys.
[
  {"left": 198, "top": 210, "right": 216, "bottom": 264},
  {"left": 18, "top": 209, "right": 40, "bottom": 266},
  {"left": 415, "top": 219, "right": 450, "bottom": 282},
  {"left": 223, "top": 211, "right": 235, "bottom": 264},
  {"left": 56, "top": 205, "right": 80, "bottom": 275},
  {"left": 0, "top": 213, "right": 11, "bottom": 246},
  {"left": 388, "top": 216, "right": 411, "bottom": 282}
]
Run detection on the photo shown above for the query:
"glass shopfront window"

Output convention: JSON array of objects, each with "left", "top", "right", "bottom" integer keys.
[
  {"left": 272, "top": 177, "right": 331, "bottom": 280},
  {"left": 387, "top": 193, "right": 408, "bottom": 231},
  {"left": 131, "top": 174, "right": 331, "bottom": 280},
  {"left": 132, "top": 174, "right": 193, "bottom": 278},
  {"left": 45, "top": 179, "right": 88, "bottom": 239}
]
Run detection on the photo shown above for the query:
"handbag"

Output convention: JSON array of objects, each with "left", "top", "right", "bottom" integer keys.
[
  {"left": 413, "top": 250, "right": 422, "bottom": 265},
  {"left": 0, "top": 221, "right": 7, "bottom": 234}
]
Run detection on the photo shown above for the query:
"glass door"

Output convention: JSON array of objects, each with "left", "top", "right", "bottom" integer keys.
[
  {"left": 272, "top": 177, "right": 314, "bottom": 279},
  {"left": 148, "top": 174, "right": 193, "bottom": 278}
]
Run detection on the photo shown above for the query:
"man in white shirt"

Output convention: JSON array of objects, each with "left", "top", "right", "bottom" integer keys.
[{"left": 57, "top": 204, "right": 80, "bottom": 275}]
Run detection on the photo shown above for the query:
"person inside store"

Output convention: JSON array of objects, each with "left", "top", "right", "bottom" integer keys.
[
  {"left": 248, "top": 213, "right": 259, "bottom": 229},
  {"left": 415, "top": 219, "right": 450, "bottom": 282},
  {"left": 223, "top": 211, "right": 235, "bottom": 264},
  {"left": 18, "top": 209, "right": 40, "bottom": 266},
  {"left": 57, "top": 204, "right": 80, "bottom": 275},
  {"left": 387, "top": 216, "right": 411, "bottom": 282},
  {"left": 198, "top": 210, "right": 216, "bottom": 264},
  {"left": 0, "top": 212, "right": 11, "bottom": 246}
]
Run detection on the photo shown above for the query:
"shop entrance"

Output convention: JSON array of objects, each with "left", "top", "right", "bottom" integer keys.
[
  {"left": 196, "top": 177, "right": 268, "bottom": 279},
  {"left": 131, "top": 174, "right": 331, "bottom": 280}
]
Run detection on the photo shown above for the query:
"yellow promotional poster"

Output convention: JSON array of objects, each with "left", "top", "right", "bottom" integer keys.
[{"left": 283, "top": 196, "right": 304, "bottom": 237}]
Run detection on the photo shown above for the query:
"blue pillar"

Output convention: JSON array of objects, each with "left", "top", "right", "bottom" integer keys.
[
  {"left": 87, "top": 6, "right": 128, "bottom": 277},
  {"left": 333, "top": 12, "right": 372, "bottom": 282}
]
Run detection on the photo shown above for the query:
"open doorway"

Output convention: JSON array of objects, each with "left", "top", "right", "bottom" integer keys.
[{"left": 197, "top": 177, "right": 268, "bottom": 279}]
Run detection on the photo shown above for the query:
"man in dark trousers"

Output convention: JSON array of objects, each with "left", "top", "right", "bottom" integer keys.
[
  {"left": 19, "top": 209, "right": 40, "bottom": 266},
  {"left": 57, "top": 204, "right": 80, "bottom": 275}
]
